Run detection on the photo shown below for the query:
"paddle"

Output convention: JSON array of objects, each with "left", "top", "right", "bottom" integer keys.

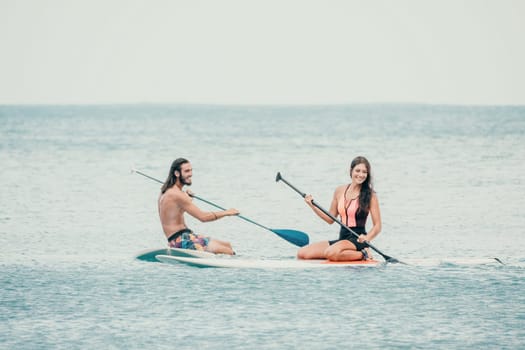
[
  {"left": 131, "top": 168, "right": 310, "bottom": 247},
  {"left": 275, "top": 172, "right": 404, "bottom": 264}
]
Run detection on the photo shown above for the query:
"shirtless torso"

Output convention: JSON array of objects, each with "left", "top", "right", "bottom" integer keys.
[
  {"left": 158, "top": 159, "right": 239, "bottom": 254},
  {"left": 158, "top": 186, "right": 198, "bottom": 238}
]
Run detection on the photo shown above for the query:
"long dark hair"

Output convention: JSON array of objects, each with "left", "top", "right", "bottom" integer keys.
[
  {"left": 350, "top": 156, "right": 374, "bottom": 213},
  {"left": 161, "top": 158, "right": 189, "bottom": 194}
]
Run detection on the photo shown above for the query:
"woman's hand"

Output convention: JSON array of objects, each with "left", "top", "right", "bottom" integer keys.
[
  {"left": 357, "top": 234, "right": 369, "bottom": 243},
  {"left": 304, "top": 194, "right": 314, "bottom": 206}
]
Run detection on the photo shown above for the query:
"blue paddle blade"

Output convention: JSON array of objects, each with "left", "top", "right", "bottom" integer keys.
[{"left": 271, "top": 229, "right": 309, "bottom": 247}]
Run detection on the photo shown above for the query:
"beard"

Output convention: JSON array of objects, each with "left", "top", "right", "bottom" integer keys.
[{"left": 180, "top": 175, "right": 192, "bottom": 186}]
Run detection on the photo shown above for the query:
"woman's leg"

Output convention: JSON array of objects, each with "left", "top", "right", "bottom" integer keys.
[
  {"left": 297, "top": 241, "right": 329, "bottom": 259},
  {"left": 324, "top": 240, "right": 363, "bottom": 261}
]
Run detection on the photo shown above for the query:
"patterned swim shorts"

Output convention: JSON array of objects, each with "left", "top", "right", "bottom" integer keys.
[{"left": 168, "top": 230, "right": 210, "bottom": 251}]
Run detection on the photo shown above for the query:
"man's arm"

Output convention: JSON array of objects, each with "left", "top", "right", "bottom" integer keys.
[{"left": 179, "top": 192, "right": 238, "bottom": 222}]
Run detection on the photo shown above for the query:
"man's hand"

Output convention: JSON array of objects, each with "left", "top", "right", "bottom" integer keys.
[{"left": 225, "top": 208, "right": 240, "bottom": 216}]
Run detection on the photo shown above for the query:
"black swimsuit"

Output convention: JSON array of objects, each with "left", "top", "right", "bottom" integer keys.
[{"left": 329, "top": 226, "right": 369, "bottom": 251}]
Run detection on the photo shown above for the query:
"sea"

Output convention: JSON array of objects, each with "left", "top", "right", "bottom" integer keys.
[{"left": 1, "top": 104, "right": 524, "bottom": 349}]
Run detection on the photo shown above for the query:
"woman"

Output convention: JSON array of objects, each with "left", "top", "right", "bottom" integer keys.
[{"left": 297, "top": 156, "right": 382, "bottom": 261}]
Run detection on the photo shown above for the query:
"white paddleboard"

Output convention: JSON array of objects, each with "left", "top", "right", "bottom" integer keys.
[
  {"left": 135, "top": 247, "right": 215, "bottom": 262},
  {"left": 155, "top": 255, "right": 381, "bottom": 269},
  {"left": 153, "top": 255, "right": 503, "bottom": 269}
]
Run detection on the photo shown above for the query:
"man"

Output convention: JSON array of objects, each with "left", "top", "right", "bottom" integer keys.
[{"left": 158, "top": 158, "right": 239, "bottom": 254}]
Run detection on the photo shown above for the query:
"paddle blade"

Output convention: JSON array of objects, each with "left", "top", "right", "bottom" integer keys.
[
  {"left": 271, "top": 229, "right": 309, "bottom": 247},
  {"left": 382, "top": 255, "right": 407, "bottom": 265}
]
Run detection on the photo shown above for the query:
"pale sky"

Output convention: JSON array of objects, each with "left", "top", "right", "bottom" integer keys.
[{"left": 1, "top": 0, "right": 524, "bottom": 105}]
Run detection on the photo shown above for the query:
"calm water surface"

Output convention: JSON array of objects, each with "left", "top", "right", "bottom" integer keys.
[{"left": 1, "top": 104, "right": 524, "bottom": 349}]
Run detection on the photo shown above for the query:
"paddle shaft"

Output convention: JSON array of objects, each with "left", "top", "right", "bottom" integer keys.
[
  {"left": 276, "top": 172, "right": 401, "bottom": 263},
  {"left": 132, "top": 169, "right": 272, "bottom": 230},
  {"left": 189, "top": 194, "right": 272, "bottom": 231}
]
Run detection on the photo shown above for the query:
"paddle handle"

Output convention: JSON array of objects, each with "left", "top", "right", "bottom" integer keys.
[
  {"left": 275, "top": 172, "right": 306, "bottom": 197},
  {"left": 132, "top": 168, "right": 163, "bottom": 184}
]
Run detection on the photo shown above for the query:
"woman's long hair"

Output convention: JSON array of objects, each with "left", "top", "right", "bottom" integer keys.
[
  {"left": 350, "top": 156, "right": 374, "bottom": 214},
  {"left": 161, "top": 158, "right": 189, "bottom": 194}
]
